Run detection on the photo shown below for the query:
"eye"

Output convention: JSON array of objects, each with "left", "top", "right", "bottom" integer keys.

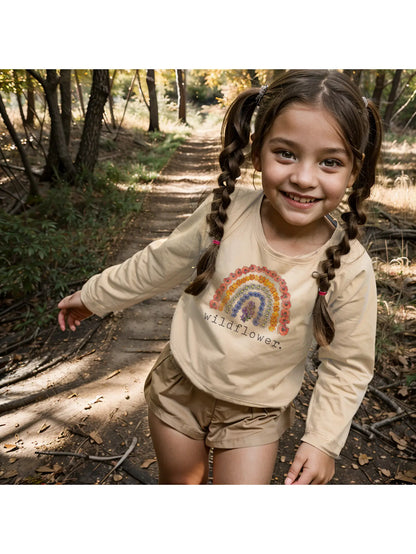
[
  {"left": 275, "top": 150, "right": 295, "bottom": 161},
  {"left": 321, "top": 158, "right": 343, "bottom": 168}
]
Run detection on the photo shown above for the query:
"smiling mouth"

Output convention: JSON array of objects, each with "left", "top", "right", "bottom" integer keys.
[{"left": 283, "top": 192, "right": 319, "bottom": 204}]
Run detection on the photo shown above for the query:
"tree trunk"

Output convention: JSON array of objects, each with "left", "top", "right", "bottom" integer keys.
[
  {"left": 176, "top": 69, "right": 187, "bottom": 124},
  {"left": 75, "top": 69, "right": 109, "bottom": 177},
  {"left": 26, "top": 71, "right": 36, "bottom": 127},
  {"left": 371, "top": 70, "right": 386, "bottom": 109},
  {"left": 29, "top": 70, "right": 76, "bottom": 181},
  {"left": 0, "top": 92, "right": 39, "bottom": 197},
  {"left": 146, "top": 69, "right": 159, "bottom": 132},
  {"left": 247, "top": 69, "right": 260, "bottom": 87},
  {"left": 383, "top": 69, "right": 403, "bottom": 131},
  {"left": 108, "top": 70, "right": 117, "bottom": 129},
  {"left": 60, "top": 70, "right": 72, "bottom": 146},
  {"left": 74, "top": 70, "right": 86, "bottom": 118}
]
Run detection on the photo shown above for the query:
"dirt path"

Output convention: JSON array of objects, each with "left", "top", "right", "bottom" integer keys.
[
  {"left": 0, "top": 129, "right": 221, "bottom": 484},
  {"left": 1, "top": 128, "right": 415, "bottom": 485}
]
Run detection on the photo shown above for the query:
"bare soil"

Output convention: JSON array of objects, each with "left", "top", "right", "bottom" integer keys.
[{"left": 0, "top": 129, "right": 415, "bottom": 485}]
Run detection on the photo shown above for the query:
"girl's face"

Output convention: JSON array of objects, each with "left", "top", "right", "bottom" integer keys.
[{"left": 253, "top": 103, "right": 357, "bottom": 236}]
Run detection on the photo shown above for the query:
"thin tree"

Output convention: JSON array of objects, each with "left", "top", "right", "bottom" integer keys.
[
  {"left": 176, "top": 69, "right": 187, "bottom": 124},
  {"left": 383, "top": 69, "right": 403, "bottom": 131},
  {"left": 26, "top": 71, "right": 36, "bottom": 127},
  {"left": 146, "top": 69, "right": 159, "bottom": 132},
  {"left": 371, "top": 70, "right": 386, "bottom": 109},
  {"left": 0, "top": 92, "right": 39, "bottom": 196}
]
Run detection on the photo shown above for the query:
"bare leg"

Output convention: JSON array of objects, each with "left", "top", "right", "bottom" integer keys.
[
  {"left": 148, "top": 410, "right": 210, "bottom": 484},
  {"left": 212, "top": 441, "right": 278, "bottom": 484}
]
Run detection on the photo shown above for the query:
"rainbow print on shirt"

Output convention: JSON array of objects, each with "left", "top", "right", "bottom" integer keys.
[{"left": 209, "top": 265, "right": 291, "bottom": 336}]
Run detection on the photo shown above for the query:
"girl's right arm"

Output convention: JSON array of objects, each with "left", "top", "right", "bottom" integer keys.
[{"left": 58, "top": 290, "right": 93, "bottom": 332}]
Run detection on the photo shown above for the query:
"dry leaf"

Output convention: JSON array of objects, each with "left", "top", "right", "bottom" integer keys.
[
  {"left": 89, "top": 431, "right": 103, "bottom": 445},
  {"left": 67, "top": 393, "right": 78, "bottom": 399},
  {"left": 397, "top": 387, "right": 408, "bottom": 397},
  {"left": 379, "top": 468, "right": 391, "bottom": 477},
  {"left": 398, "top": 355, "right": 408, "bottom": 367},
  {"left": 4, "top": 444, "right": 18, "bottom": 452},
  {"left": 9, "top": 458, "right": 17, "bottom": 464},
  {"left": 38, "top": 423, "right": 50, "bottom": 433},
  {"left": 36, "top": 465, "right": 55, "bottom": 473},
  {"left": 2, "top": 470, "right": 18, "bottom": 479},
  {"left": 389, "top": 431, "right": 407, "bottom": 447},
  {"left": 112, "top": 474, "right": 123, "bottom": 482},
  {"left": 352, "top": 463, "right": 359, "bottom": 470},
  {"left": 141, "top": 458, "right": 157, "bottom": 469},
  {"left": 280, "top": 456, "right": 286, "bottom": 463},
  {"left": 395, "top": 470, "right": 416, "bottom": 484},
  {"left": 358, "top": 453, "right": 370, "bottom": 466}
]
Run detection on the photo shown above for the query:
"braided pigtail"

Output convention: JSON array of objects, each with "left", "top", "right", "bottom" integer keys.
[
  {"left": 313, "top": 99, "right": 383, "bottom": 347},
  {"left": 185, "top": 88, "right": 260, "bottom": 295}
]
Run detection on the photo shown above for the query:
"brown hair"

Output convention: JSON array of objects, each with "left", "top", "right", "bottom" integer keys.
[{"left": 185, "top": 70, "right": 382, "bottom": 347}]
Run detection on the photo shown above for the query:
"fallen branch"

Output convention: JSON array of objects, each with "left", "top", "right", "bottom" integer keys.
[
  {"left": 35, "top": 437, "right": 156, "bottom": 484},
  {"left": 36, "top": 450, "right": 123, "bottom": 462},
  {"left": 368, "top": 384, "right": 404, "bottom": 414},
  {"left": 0, "top": 318, "right": 105, "bottom": 390},
  {"left": 99, "top": 437, "right": 138, "bottom": 484}
]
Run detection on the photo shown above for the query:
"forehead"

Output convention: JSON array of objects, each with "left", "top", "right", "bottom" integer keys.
[{"left": 267, "top": 102, "right": 347, "bottom": 149}]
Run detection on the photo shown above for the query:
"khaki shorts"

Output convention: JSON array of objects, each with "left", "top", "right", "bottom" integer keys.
[{"left": 144, "top": 344, "right": 295, "bottom": 449}]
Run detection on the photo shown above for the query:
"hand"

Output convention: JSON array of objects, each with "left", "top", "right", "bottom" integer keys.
[
  {"left": 284, "top": 442, "right": 335, "bottom": 485},
  {"left": 58, "top": 290, "right": 93, "bottom": 332}
]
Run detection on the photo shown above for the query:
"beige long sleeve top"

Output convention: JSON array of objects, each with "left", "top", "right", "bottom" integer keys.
[{"left": 81, "top": 188, "right": 377, "bottom": 457}]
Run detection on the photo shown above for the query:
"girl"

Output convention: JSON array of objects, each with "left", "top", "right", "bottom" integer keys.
[{"left": 58, "top": 70, "right": 382, "bottom": 485}]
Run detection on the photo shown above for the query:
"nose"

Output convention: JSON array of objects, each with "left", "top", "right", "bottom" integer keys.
[{"left": 289, "top": 161, "right": 318, "bottom": 189}]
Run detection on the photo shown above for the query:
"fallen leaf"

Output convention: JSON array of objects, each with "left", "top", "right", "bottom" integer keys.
[
  {"left": 389, "top": 431, "right": 408, "bottom": 447},
  {"left": 68, "top": 393, "right": 78, "bottom": 399},
  {"left": 89, "top": 431, "right": 103, "bottom": 445},
  {"left": 38, "top": 423, "right": 50, "bottom": 433},
  {"left": 3, "top": 444, "right": 18, "bottom": 452},
  {"left": 280, "top": 456, "right": 286, "bottom": 463},
  {"left": 397, "top": 387, "right": 408, "bottom": 397},
  {"left": 395, "top": 470, "right": 416, "bottom": 484},
  {"left": 9, "top": 458, "right": 17, "bottom": 464},
  {"left": 141, "top": 458, "right": 157, "bottom": 469},
  {"left": 112, "top": 474, "right": 123, "bottom": 482},
  {"left": 352, "top": 463, "right": 359, "bottom": 470},
  {"left": 2, "top": 470, "right": 18, "bottom": 479},
  {"left": 379, "top": 468, "right": 391, "bottom": 477},
  {"left": 398, "top": 355, "right": 408, "bottom": 367},
  {"left": 358, "top": 453, "right": 370, "bottom": 466},
  {"left": 36, "top": 466, "right": 55, "bottom": 473}
]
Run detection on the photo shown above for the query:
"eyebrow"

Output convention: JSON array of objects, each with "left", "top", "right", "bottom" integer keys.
[{"left": 268, "top": 137, "right": 349, "bottom": 156}]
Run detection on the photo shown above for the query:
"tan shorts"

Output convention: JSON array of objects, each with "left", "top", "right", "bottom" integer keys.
[{"left": 144, "top": 343, "right": 295, "bottom": 449}]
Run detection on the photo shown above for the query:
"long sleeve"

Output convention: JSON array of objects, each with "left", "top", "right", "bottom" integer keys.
[
  {"left": 80, "top": 193, "right": 212, "bottom": 317},
  {"left": 301, "top": 251, "right": 377, "bottom": 457}
]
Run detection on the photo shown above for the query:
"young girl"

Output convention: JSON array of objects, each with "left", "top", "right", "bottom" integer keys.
[{"left": 58, "top": 70, "right": 382, "bottom": 485}]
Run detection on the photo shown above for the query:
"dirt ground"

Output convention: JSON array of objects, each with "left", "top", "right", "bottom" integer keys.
[{"left": 0, "top": 128, "right": 415, "bottom": 486}]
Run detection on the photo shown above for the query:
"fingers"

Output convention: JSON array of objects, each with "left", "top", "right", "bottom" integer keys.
[
  {"left": 284, "top": 452, "right": 305, "bottom": 485},
  {"left": 285, "top": 443, "right": 335, "bottom": 485},
  {"left": 57, "top": 291, "right": 87, "bottom": 332}
]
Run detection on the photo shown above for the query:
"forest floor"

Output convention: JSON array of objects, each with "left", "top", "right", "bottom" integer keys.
[{"left": 0, "top": 125, "right": 415, "bottom": 486}]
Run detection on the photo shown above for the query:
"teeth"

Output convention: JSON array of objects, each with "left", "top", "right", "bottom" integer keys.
[{"left": 286, "top": 193, "right": 316, "bottom": 204}]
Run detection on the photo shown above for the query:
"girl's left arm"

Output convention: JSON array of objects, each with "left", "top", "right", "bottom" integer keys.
[{"left": 290, "top": 251, "right": 378, "bottom": 482}]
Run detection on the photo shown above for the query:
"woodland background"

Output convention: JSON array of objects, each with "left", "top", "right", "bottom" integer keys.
[{"left": 0, "top": 69, "right": 415, "bottom": 487}]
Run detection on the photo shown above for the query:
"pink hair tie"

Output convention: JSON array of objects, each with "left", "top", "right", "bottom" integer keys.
[
  {"left": 318, "top": 290, "right": 327, "bottom": 296},
  {"left": 212, "top": 239, "right": 221, "bottom": 246}
]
